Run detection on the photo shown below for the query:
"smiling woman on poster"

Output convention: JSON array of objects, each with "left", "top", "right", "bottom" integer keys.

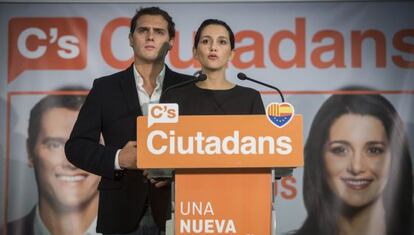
[{"left": 292, "top": 89, "right": 413, "bottom": 235}]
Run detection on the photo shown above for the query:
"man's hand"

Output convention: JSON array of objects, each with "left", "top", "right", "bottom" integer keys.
[
  {"left": 143, "top": 170, "right": 170, "bottom": 188},
  {"left": 151, "top": 178, "right": 170, "bottom": 188},
  {"left": 119, "top": 141, "right": 137, "bottom": 169}
]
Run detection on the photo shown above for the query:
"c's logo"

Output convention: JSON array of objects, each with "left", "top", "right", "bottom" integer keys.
[
  {"left": 8, "top": 17, "right": 87, "bottom": 83},
  {"left": 148, "top": 103, "right": 179, "bottom": 127},
  {"left": 266, "top": 102, "right": 295, "bottom": 128}
]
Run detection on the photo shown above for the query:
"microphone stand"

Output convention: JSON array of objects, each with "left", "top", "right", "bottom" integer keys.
[
  {"left": 237, "top": 72, "right": 292, "bottom": 176},
  {"left": 160, "top": 73, "right": 207, "bottom": 102},
  {"left": 237, "top": 73, "right": 291, "bottom": 235},
  {"left": 237, "top": 73, "right": 285, "bottom": 103}
]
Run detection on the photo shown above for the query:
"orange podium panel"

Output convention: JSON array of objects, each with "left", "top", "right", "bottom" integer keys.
[
  {"left": 137, "top": 109, "right": 303, "bottom": 235},
  {"left": 137, "top": 115, "right": 303, "bottom": 169},
  {"left": 174, "top": 169, "right": 272, "bottom": 234}
]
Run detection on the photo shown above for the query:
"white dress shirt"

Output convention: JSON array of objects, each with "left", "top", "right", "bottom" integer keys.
[
  {"left": 33, "top": 205, "right": 100, "bottom": 235},
  {"left": 114, "top": 65, "right": 166, "bottom": 169}
]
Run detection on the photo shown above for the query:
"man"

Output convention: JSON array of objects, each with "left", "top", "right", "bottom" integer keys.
[
  {"left": 65, "top": 7, "right": 192, "bottom": 235},
  {"left": 3, "top": 88, "right": 101, "bottom": 235}
]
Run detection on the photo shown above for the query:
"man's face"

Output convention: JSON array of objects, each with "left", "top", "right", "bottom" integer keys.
[
  {"left": 129, "top": 14, "right": 173, "bottom": 63},
  {"left": 28, "top": 107, "right": 100, "bottom": 210}
]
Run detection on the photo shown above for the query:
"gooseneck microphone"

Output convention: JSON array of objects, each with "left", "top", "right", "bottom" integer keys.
[
  {"left": 238, "top": 72, "right": 292, "bottom": 181},
  {"left": 160, "top": 73, "right": 207, "bottom": 102},
  {"left": 237, "top": 73, "right": 284, "bottom": 103}
]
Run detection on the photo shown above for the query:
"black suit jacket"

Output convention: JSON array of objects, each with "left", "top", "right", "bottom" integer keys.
[{"left": 65, "top": 64, "right": 192, "bottom": 233}]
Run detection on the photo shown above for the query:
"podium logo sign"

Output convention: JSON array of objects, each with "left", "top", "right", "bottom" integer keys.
[
  {"left": 137, "top": 112, "right": 304, "bottom": 169},
  {"left": 148, "top": 103, "right": 178, "bottom": 127},
  {"left": 266, "top": 102, "right": 295, "bottom": 128}
]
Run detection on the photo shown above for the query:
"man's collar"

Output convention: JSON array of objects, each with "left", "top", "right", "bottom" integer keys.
[{"left": 133, "top": 64, "right": 166, "bottom": 86}]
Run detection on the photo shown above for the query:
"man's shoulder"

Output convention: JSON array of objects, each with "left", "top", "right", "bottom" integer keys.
[
  {"left": 166, "top": 66, "right": 193, "bottom": 81},
  {"left": 94, "top": 66, "right": 132, "bottom": 85},
  {"left": 169, "top": 70, "right": 193, "bottom": 79}
]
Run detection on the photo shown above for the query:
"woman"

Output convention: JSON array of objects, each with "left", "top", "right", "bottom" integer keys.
[
  {"left": 160, "top": 19, "right": 268, "bottom": 234},
  {"left": 161, "top": 19, "right": 265, "bottom": 115},
  {"left": 293, "top": 91, "right": 413, "bottom": 235}
]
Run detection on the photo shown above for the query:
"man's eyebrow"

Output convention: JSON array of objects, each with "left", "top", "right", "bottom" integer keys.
[
  {"left": 136, "top": 26, "right": 149, "bottom": 30},
  {"left": 154, "top": 28, "right": 167, "bottom": 33},
  {"left": 137, "top": 26, "right": 167, "bottom": 31}
]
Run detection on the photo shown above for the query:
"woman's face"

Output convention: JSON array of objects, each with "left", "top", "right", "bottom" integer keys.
[
  {"left": 324, "top": 114, "right": 391, "bottom": 207},
  {"left": 193, "top": 24, "right": 234, "bottom": 72}
]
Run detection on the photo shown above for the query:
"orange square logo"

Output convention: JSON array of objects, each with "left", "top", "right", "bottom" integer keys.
[{"left": 8, "top": 17, "right": 87, "bottom": 83}]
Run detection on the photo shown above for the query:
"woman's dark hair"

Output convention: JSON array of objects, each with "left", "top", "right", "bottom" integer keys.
[
  {"left": 294, "top": 87, "right": 413, "bottom": 235},
  {"left": 193, "top": 19, "right": 235, "bottom": 50},
  {"left": 130, "top": 6, "right": 175, "bottom": 39}
]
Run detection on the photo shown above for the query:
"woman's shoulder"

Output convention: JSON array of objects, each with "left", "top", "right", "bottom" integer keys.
[
  {"left": 233, "top": 85, "right": 261, "bottom": 96},
  {"left": 170, "top": 82, "right": 202, "bottom": 94},
  {"left": 162, "top": 83, "right": 201, "bottom": 102}
]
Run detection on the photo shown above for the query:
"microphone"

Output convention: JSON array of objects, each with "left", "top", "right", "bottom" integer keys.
[
  {"left": 160, "top": 72, "right": 207, "bottom": 102},
  {"left": 237, "top": 73, "right": 284, "bottom": 102},
  {"left": 237, "top": 73, "right": 292, "bottom": 180}
]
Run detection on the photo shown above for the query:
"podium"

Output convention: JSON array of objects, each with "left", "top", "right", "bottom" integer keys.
[{"left": 137, "top": 112, "right": 303, "bottom": 235}]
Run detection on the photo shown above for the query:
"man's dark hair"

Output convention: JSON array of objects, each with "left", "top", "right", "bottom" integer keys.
[
  {"left": 130, "top": 6, "right": 176, "bottom": 39},
  {"left": 27, "top": 86, "right": 87, "bottom": 155}
]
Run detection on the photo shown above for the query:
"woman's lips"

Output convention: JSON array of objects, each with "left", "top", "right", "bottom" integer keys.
[
  {"left": 208, "top": 54, "right": 218, "bottom": 60},
  {"left": 341, "top": 177, "right": 373, "bottom": 190}
]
